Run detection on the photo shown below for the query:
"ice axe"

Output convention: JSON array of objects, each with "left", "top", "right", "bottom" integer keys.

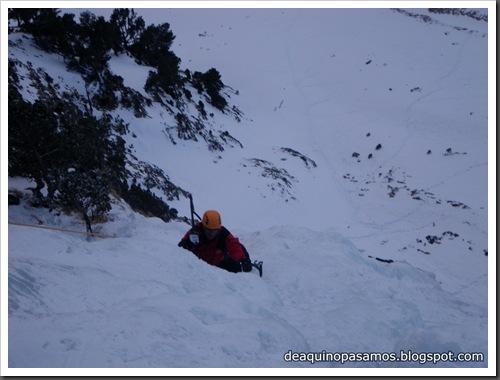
[
  {"left": 188, "top": 193, "right": 202, "bottom": 228},
  {"left": 252, "top": 261, "right": 263, "bottom": 277}
]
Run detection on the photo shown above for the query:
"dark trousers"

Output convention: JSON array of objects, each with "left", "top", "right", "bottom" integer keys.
[
  {"left": 217, "top": 258, "right": 244, "bottom": 273},
  {"left": 217, "top": 245, "right": 251, "bottom": 273}
]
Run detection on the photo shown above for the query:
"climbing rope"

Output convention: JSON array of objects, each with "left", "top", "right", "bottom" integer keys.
[{"left": 8, "top": 220, "right": 115, "bottom": 239}]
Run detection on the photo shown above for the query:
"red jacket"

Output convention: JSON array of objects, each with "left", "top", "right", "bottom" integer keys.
[{"left": 179, "top": 223, "right": 247, "bottom": 266}]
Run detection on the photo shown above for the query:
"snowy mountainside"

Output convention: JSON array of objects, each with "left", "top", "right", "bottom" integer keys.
[
  {"left": 153, "top": 6, "right": 490, "bottom": 298},
  {"left": 7, "top": 196, "right": 488, "bottom": 370},
  {"left": 5, "top": 6, "right": 493, "bottom": 374}
]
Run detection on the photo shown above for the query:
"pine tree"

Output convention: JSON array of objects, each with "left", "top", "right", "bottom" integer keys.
[{"left": 109, "top": 8, "right": 145, "bottom": 53}]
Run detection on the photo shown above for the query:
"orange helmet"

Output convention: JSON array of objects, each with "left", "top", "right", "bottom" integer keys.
[{"left": 202, "top": 210, "right": 221, "bottom": 229}]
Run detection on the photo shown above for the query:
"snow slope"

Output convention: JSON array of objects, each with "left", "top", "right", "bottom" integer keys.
[
  {"left": 3, "top": 3, "right": 495, "bottom": 376},
  {"left": 5, "top": 198, "right": 488, "bottom": 372}
]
